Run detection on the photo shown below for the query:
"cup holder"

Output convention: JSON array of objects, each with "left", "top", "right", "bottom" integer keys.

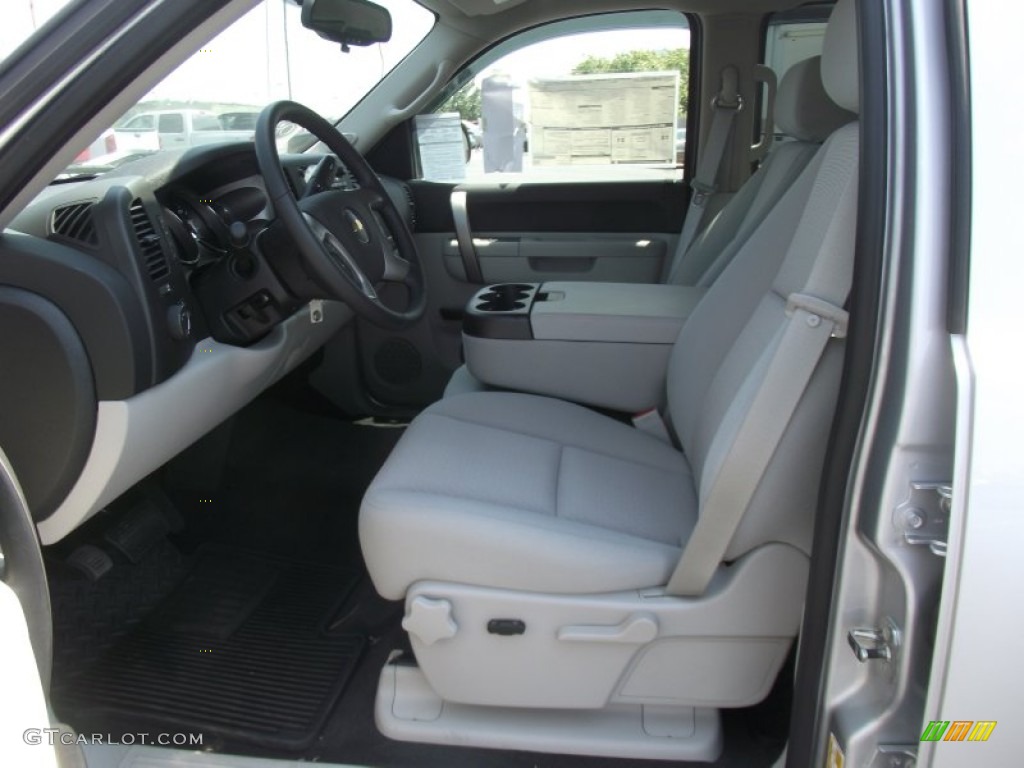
[
  {"left": 465, "top": 283, "right": 537, "bottom": 339},
  {"left": 478, "top": 300, "right": 526, "bottom": 312},
  {"left": 474, "top": 283, "right": 535, "bottom": 313}
]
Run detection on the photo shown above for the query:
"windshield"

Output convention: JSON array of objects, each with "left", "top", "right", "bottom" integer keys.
[{"left": 1, "top": 0, "right": 434, "bottom": 179}]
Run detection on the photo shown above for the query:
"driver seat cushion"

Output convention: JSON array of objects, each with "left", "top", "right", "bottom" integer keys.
[{"left": 360, "top": 391, "right": 696, "bottom": 600}]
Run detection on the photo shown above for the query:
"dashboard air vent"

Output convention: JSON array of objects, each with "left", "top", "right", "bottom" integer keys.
[
  {"left": 129, "top": 198, "right": 170, "bottom": 283},
  {"left": 50, "top": 201, "right": 98, "bottom": 246}
]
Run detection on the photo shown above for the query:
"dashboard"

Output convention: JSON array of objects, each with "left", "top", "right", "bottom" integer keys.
[{"left": 0, "top": 141, "right": 415, "bottom": 543}]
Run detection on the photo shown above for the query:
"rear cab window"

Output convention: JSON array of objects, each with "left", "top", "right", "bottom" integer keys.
[
  {"left": 761, "top": 4, "right": 832, "bottom": 141},
  {"left": 417, "top": 11, "right": 692, "bottom": 184}
]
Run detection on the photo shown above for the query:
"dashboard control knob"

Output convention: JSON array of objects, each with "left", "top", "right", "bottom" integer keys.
[{"left": 167, "top": 303, "right": 192, "bottom": 340}]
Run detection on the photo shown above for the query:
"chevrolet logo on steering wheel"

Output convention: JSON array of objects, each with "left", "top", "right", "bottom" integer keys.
[{"left": 344, "top": 209, "right": 370, "bottom": 245}]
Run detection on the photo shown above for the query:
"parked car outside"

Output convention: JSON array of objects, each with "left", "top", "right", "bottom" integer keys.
[{"left": 109, "top": 108, "right": 255, "bottom": 152}]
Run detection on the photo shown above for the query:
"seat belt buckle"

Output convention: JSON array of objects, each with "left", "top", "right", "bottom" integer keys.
[
  {"left": 785, "top": 293, "right": 849, "bottom": 339},
  {"left": 632, "top": 409, "right": 672, "bottom": 444},
  {"left": 689, "top": 180, "right": 716, "bottom": 208}
]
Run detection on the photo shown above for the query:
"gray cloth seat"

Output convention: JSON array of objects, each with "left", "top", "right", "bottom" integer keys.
[
  {"left": 365, "top": 0, "right": 857, "bottom": 600},
  {"left": 444, "top": 54, "right": 854, "bottom": 399},
  {"left": 361, "top": 392, "right": 696, "bottom": 598}
]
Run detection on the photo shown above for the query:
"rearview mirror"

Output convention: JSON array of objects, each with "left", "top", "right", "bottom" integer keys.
[{"left": 301, "top": 0, "right": 392, "bottom": 48}]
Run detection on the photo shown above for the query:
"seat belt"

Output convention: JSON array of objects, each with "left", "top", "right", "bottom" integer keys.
[
  {"left": 666, "top": 66, "right": 743, "bottom": 284},
  {"left": 665, "top": 136, "right": 858, "bottom": 596},
  {"left": 666, "top": 297, "right": 849, "bottom": 596}
]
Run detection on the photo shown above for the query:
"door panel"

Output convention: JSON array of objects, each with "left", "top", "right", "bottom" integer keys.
[
  {"left": 415, "top": 178, "right": 684, "bottom": 288},
  {"left": 464, "top": 182, "right": 685, "bottom": 235},
  {"left": 412, "top": 179, "right": 687, "bottom": 234},
  {"left": 344, "top": 178, "right": 687, "bottom": 411},
  {"left": 439, "top": 233, "right": 668, "bottom": 284}
]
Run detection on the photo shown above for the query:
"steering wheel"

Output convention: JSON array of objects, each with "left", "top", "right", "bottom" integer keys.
[{"left": 254, "top": 101, "right": 425, "bottom": 329}]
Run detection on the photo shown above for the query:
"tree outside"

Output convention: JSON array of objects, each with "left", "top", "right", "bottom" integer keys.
[{"left": 437, "top": 84, "right": 482, "bottom": 122}]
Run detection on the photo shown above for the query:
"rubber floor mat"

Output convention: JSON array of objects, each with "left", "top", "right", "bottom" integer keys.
[{"left": 54, "top": 547, "right": 365, "bottom": 750}]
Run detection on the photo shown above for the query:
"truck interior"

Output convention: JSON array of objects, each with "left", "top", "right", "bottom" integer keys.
[{"left": 0, "top": 0, "right": 964, "bottom": 765}]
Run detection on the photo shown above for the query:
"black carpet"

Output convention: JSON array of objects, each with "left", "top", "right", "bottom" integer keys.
[
  {"left": 163, "top": 395, "right": 402, "bottom": 566},
  {"left": 54, "top": 546, "right": 364, "bottom": 750}
]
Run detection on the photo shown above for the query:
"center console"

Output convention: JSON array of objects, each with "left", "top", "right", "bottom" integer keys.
[{"left": 462, "top": 281, "right": 705, "bottom": 412}]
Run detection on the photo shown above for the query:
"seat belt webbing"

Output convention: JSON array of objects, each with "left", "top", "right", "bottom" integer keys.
[
  {"left": 664, "top": 293, "right": 848, "bottom": 596},
  {"left": 666, "top": 66, "right": 742, "bottom": 284}
]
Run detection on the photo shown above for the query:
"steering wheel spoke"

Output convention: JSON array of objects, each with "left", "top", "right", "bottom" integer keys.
[
  {"left": 255, "top": 100, "right": 425, "bottom": 330},
  {"left": 302, "top": 213, "right": 378, "bottom": 300},
  {"left": 360, "top": 190, "right": 386, "bottom": 210}
]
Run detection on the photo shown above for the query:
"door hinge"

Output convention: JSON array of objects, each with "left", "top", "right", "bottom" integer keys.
[{"left": 895, "top": 481, "right": 951, "bottom": 557}]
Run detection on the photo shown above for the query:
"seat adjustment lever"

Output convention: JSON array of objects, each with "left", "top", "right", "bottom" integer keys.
[{"left": 557, "top": 613, "right": 658, "bottom": 645}]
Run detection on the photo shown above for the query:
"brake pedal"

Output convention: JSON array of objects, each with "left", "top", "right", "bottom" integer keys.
[{"left": 66, "top": 544, "right": 114, "bottom": 582}]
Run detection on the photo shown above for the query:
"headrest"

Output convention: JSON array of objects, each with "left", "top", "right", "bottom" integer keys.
[
  {"left": 822, "top": 0, "right": 859, "bottom": 114},
  {"left": 776, "top": 57, "right": 856, "bottom": 142}
]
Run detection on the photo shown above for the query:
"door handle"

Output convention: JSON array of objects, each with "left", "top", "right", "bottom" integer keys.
[{"left": 451, "top": 189, "right": 484, "bottom": 283}]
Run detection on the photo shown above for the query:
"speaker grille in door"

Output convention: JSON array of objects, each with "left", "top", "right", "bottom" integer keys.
[{"left": 373, "top": 338, "right": 422, "bottom": 386}]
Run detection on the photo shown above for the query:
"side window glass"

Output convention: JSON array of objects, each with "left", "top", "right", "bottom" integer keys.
[
  {"left": 418, "top": 12, "right": 690, "bottom": 183},
  {"left": 123, "top": 115, "right": 156, "bottom": 132},
  {"left": 158, "top": 113, "right": 185, "bottom": 134},
  {"left": 191, "top": 114, "right": 223, "bottom": 131},
  {"left": 219, "top": 112, "right": 258, "bottom": 131}
]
